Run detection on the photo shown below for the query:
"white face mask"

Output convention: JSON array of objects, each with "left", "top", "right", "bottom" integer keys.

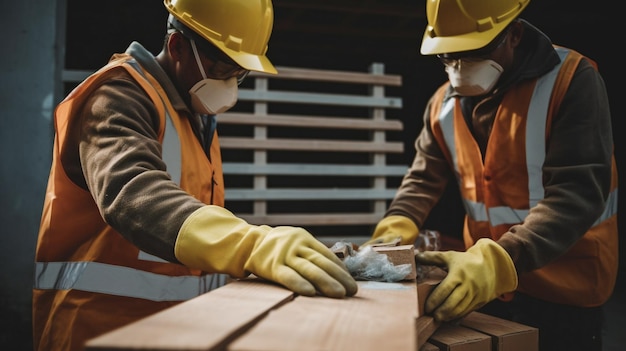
[
  {"left": 445, "top": 59, "right": 503, "bottom": 96},
  {"left": 188, "top": 39, "right": 238, "bottom": 115}
]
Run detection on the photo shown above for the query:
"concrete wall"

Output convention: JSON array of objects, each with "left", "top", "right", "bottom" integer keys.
[{"left": 0, "top": 0, "right": 63, "bottom": 349}]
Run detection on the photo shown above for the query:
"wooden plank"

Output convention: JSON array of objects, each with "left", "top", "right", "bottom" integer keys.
[
  {"left": 237, "top": 213, "right": 385, "bottom": 226},
  {"left": 416, "top": 267, "right": 447, "bottom": 349},
  {"left": 428, "top": 323, "right": 491, "bottom": 351},
  {"left": 421, "top": 341, "right": 441, "bottom": 351},
  {"left": 417, "top": 317, "right": 441, "bottom": 350},
  {"left": 223, "top": 163, "right": 407, "bottom": 176},
  {"left": 64, "top": 66, "right": 403, "bottom": 86},
  {"left": 218, "top": 112, "right": 403, "bottom": 131},
  {"left": 225, "top": 188, "right": 399, "bottom": 200},
  {"left": 237, "top": 90, "right": 403, "bottom": 109},
  {"left": 85, "top": 279, "right": 294, "bottom": 351},
  {"left": 228, "top": 281, "right": 418, "bottom": 351},
  {"left": 250, "top": 66, "right": 403, "bottom": 86},
  {"left": 460, "top": 312, "right": 538, "bottom": 351},
  {"left": 219, "top": 137, "right": 404, "bottom": 153}
]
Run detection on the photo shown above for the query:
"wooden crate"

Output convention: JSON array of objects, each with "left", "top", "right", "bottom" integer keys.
[
  {"left": 217, "top": 64, "right": 404, "bottom": 244},
  {"left": 460, "top": 312, "right": 538, "bottom": 351}
]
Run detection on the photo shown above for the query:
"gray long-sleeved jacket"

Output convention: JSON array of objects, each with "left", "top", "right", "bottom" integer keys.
[{"left": 64, "top": 42, "right": 209, "bottom": 263}]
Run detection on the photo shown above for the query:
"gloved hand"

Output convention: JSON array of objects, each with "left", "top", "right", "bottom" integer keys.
[
  {"left": 175, "top": 205, "right": 358, "bottom": 298},
  {"left": 360, "top": 215, "right": 419, "bottom": 248},
  {"left": 415, "top": 238, "right": 518, "bottom": 322}
]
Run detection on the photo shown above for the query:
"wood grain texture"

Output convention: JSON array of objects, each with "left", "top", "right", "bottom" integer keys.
[
  {"left": 85, "top": 279, "right": 294, "bottom": 351},
  {"left": 416, "top": 316, "right": 441, "bottom": 350},
  {"left": 428, "top": 323, "right": 491, "bottom": 351},
  {"left": 460, "top": 312, "right": 538, "bottom": 351},
  {"left": 415, "top": 267, "right": 446, "bottom": 349},
  {"left": 228, "top": 281, "right": 418, "bottom": 351},
  {"left": 249, "top": 66, "right": 403, "bottom": 86}
]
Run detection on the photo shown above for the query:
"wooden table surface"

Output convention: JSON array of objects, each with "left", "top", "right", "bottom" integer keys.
[{"left": 85, "top": 277, "right": 438, "bottom": 351}]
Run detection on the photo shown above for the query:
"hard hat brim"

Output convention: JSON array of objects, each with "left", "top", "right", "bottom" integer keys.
[
  {"left": 420, "top": 20, "right": 511, "bottom": 56},
  {"left": 225, "top": 50, "right": 277, "bottom": 75}
]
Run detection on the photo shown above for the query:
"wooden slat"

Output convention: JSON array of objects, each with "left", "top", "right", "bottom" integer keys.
[
  {"left": 237, "top": 89, "right": 402, "bottom": 108},
  {"left": 417, "top": 317, "right": 440, "bottom": 350},
  {"left": 217, "top": 112, "right": 403, "bottom": 131},
  {"left": 459, "top": 312, "right": 539, "bottom": 351},
  {"left": 84, "top": 279, "right": 294, "bottom": 351},
  {"left": 219, "top": 137, "right": 404, "bottom": 153},
  {"left": 225, "top": 188, "right": 398, "bottom": 200},
  {"left": 228, "top": 281, "right": 418, "bottom": 351},
  {"left": 237, "top": 213, "right": 385, "bottom": 226},
  {"left": 62, "top": 67, "right": 403, "bottom": 86},
  {"left": 428, "top": 323, "right": 491, "bottom": 350},
  {"left": 250, "top": 66, "right": 403, "bottom": 86},
  {"left": 415, "top": 268, "right": 447, "bottom": 349},
  {"left": 219, "top": 63, "right": 404, "bottom": 233},
  {"left": 223, "top": 163, "right": 407, "bottom": 176}
]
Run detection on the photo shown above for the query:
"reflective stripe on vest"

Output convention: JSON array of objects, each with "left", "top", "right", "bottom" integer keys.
[
  {"left": 439, "top": 47, "right": 574, "bottom": 226},
  {"left": 126, "top": 60, "right": 183, "bottom": 186},
  {"left": 163, "top": 111, "right": 182, "bottom": 185},
  {"left": 595, "top": 187, "right": 618, "bottom": 227},
  {"left": 33, "top": 261, "right": 226, "bottom": 301}
]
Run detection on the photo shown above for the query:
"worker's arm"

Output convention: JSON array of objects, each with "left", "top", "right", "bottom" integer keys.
[
  {"left": 77, "top": 73, "right": 204, "bottom": 263},
  {"left": 175, "top": 206, "right": 358, "bottom": 298}
]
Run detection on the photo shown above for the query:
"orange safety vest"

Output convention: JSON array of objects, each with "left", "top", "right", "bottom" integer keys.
[
  {"left": 429, "top": 47, "right": 618, "bottom": 307},
  {"left": 33, "top": 54, "right": 228, "bottom": 351}
]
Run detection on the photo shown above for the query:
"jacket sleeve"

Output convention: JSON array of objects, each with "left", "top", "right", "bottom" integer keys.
[
  {"left": 71, "top": 70, "right": 205, "bottom": 263},
  {"left": 384, "top": 92, "right": 455, "bottom": 229},
  {"left": 498, "top": 58, "right": 614, "bottom": 273}
]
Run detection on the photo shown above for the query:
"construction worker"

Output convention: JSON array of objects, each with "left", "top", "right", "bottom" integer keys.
[
  {"left": 363, "top": 0, "right": 617, "bottom": 350},
  {"left": 32, "top": 0, "right": 357, "bottom": 350}
]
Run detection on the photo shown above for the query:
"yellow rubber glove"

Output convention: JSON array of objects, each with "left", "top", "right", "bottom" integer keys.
[
  {"left": 415, "top": 238, "right": 518, "bottom": 322},
  {"left": 175, "top": 205, "right": 358, "bottom": 298},
  {"left": 361, "top": 215, "right": 419, "bottom": 247}
]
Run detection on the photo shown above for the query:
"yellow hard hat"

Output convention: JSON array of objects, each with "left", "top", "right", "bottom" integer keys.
[
  {"left": 420, "top": 0, "right": 530, "bottom": 55},
  {"left": 164, "top": 0, "right": 277, "bottom": 74}
]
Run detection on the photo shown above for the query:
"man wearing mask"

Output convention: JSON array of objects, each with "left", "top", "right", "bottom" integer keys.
[
  {"left": 33, "top": 1, "right": 357, "bottom": 350},
  {"left": 363, "top": 0, "right": 617, "bottom": 350}
]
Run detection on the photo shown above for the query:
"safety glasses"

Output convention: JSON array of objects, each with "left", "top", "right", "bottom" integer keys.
[
  {"left": 188, "top": 36, "right": 249, "bottom": 84},
  {"left": 437, "top": 26, "right": 511, "bottom": 67}
]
